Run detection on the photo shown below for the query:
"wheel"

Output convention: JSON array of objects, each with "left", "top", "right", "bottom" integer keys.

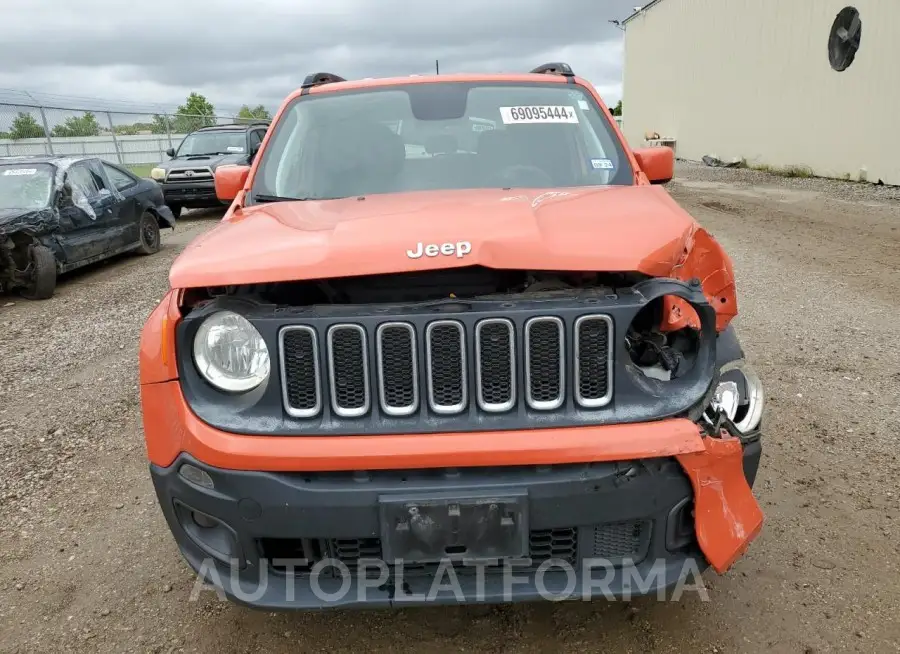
[
  {"left": 137, "top": 211, "right": 161, "bottom": 255},
  {"left": 168, "top": 203, "right": 182, "bottom": 219},
  {"left": 19, "top": 244, "right": 57, "bottom": 300}
]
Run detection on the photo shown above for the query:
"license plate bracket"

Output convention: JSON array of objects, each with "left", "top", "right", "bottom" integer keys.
[{"left": 378, "top": 491, "right": 528, "bottom": 564}]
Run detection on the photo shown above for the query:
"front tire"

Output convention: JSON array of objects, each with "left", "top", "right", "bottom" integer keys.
[
  {"left": 137, "top": 211, "right": 161, "bottom": 255},
  {"left": 167, "top": 203, "right": 183, "bottom": 219},
  {"left": 19, "top": 244, "right": 57, "bottom": 300}
]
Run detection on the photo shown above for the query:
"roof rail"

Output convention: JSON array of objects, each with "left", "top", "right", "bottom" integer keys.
[
  {"left": 530, "top": 62, "right": 576, "bottom": 80},
  {"left": 301, "top": 72, "right": 347, "bottom": 89}
]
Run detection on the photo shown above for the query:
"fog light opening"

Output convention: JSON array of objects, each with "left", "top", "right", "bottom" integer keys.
[{"left": 192, "top": 511, "right": 219, "bottom": 529}]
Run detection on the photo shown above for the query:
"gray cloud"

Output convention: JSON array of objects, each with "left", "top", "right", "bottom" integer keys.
[{"left": 0, "top": 0, "right": 635, "bottom": 114}]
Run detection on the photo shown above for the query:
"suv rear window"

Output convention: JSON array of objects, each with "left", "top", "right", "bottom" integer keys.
[{"left": 252, "top": 82, "right": 632, "bottom": 201}]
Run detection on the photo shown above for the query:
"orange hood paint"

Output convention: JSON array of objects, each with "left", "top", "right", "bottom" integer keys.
[{"left": 169, "top": 185, "right": 698, "bottom": 289}]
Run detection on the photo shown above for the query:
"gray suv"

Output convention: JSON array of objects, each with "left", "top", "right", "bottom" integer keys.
[{"left": 150, "top": 121, "right": 269, "bottom": 217}]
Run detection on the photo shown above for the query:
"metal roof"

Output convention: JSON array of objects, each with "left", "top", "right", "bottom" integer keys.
[{"left": 622, "top": 0, "right": 668, "bottom": 25}]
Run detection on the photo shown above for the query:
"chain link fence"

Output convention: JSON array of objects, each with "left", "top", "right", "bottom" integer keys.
[{"left": 0, "top": 102, "right": 252, "bottom": 177}]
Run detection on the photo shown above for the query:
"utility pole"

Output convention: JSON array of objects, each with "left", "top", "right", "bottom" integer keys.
[{"left": 435, "top": 59, "right": 440, "bottom": 74}]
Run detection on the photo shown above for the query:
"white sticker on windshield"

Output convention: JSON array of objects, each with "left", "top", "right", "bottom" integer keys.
[
  {"left": 590, "top": 158, "right": 615, "bottom": 170},
  {"left": 226, "top": 146, "right": 245, "bottom": 152},
  {"left": 3, "top": 168, "right": 37, "bottom": 176},
  {"left": 499, "top": 106, "right": 579, "bottom": 124},
  {"left": 578, "top": 100, "right": 591, "bottom": 111}
]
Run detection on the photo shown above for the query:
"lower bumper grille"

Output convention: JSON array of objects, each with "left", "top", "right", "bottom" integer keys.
[{"left": 261, "top": 521, "right": 648, "bottom": 577}]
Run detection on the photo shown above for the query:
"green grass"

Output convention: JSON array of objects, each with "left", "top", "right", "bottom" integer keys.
[{"left": 125, "top": 163, "right": 155, "bottom": 179}]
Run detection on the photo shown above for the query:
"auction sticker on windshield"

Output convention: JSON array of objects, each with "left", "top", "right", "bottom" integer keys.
[
  {"left": 499, "top": 106, "right": 579, "bottom": 124},
  {"left": 2, "top": 168, "right": 37, "bottom": 176}
]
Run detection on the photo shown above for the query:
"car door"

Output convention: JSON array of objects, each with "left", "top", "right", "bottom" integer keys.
[
  {"left": 55, "top": 162, "right": 115, "bottom": 263},
  {"left": 101, "top": 162, "right": 143, "bottom": 245}
]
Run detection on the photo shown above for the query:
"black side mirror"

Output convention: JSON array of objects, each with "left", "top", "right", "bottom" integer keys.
[{"left": 166, "top": 147, "right": 176, "bottom": 158}]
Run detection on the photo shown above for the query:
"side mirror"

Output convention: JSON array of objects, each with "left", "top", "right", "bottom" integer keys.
[
  {"left": 633, "top": 147, "right": 674, "bottom": 184},
  {"left": 166, "top": 147, "right": 176, "bottom": 158},
  {"left": 214, "top": 165, "right": 250, "bottom": 201}
]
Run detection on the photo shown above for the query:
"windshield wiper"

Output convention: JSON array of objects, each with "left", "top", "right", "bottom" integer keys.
[{"left": 253, "top": 193, "right": 312, "bottom": 203}]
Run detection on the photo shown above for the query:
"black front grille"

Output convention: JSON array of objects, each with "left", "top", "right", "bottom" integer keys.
[
  {"left": 575, "top": 316, "right": 611, "bottom": 406},
  {"left": 476, "top": 319, "right": 514, "bottom": 411},
  {"left": 279, "top": 313, "right": 612, "bottom": 421},
  {"left": 525, "top": 317, "right": 564, "bottom": 409},
  {"left": 427, "top": 322, "right": 466, "bottom": 411},
  {"left": 328, "top": 325, "right": 369, "bottom": 416},
  {"left": 281, "top": 327, "right": 320, "bottom": 417},
  {"left": 377, "top": 324, "right": 417, "bottom": 415}
]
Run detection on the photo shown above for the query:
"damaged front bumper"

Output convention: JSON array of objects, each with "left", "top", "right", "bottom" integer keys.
[{"left": 141, "top": 380, "right": 763, "bottom": 610}]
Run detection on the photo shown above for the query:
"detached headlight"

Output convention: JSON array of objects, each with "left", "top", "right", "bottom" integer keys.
[
  {"left": 707, "top": 360, "right": 764, "bottom": 433},
  {"left": 150, "top": 167, "right": 166, "bottom": 181},
  {"left": 193, "top": 311, "right": 270, "bottom": 392}
]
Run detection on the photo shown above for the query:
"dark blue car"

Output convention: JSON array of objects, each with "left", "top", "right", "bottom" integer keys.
[{"left": 0, "top": 155, "right": 176, "bottom": 300}]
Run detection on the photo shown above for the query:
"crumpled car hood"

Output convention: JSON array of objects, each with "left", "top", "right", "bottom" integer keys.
[
  {"left": 169, "top": 186, "right": 699, "bottom": 288},
  {"left": 0, "top": 207, "right": 58, "bottom": 237}
]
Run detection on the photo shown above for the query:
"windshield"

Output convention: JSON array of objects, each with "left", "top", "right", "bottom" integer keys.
[
  {"left": 0, "top": 163, "right": 55, "bottom": 210},
  {"left": 176, "top": 131, "right": 246, "bottom": 156},
  {"left": 251, "top": 82, "right": 632, "bottom": 201}
]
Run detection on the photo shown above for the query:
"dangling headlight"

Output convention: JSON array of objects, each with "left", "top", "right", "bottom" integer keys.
[
  {"left": 706, "top": 359, "right": 764, "bottom": 433},
  {"left": 193, "top": 310, "right": 270, "bottom": 393}
]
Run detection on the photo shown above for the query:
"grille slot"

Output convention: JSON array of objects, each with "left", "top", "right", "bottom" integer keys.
[
  {"left": 426, "top": 320, "right": 467, "bottom": 414},
  {"left": 327, "top": 324, "right": 370, "bottom": 417},
  {"left": 280, "top": 326, "right": 321, "bottom": 418},
  {"left": 376, "top": 322, "right": 418, "bottom": 416},
  {"left": 524, "top": 317, "right": 564, "bottom": 410},
  {"left": 475, "top": 319, "right": 515, "bottom": 412},
  {"left": 574, "top": 315, "right": 613, "bottom": 408},
  {"left": 590, "top": 521, "right": 646, "bottom": 560},
  {"left": 528, "top": 527, "right": 578, "bottom": 564}
]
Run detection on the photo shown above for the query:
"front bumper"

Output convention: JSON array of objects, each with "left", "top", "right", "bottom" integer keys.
[
  {"left": 161, "top": 182, "right": 222, "bottom": 207},
  {"left": 149, "top": 437, "right": 762, "bottom": 610}
]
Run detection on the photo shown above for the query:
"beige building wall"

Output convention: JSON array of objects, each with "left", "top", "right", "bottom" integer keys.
[{"left": 622, "top": 0, "right": 900, "bottom": 185}]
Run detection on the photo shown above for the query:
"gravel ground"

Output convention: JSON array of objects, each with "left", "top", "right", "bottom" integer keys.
[{"left": 1, "top": 167, "right": 899, "bottom": 653}]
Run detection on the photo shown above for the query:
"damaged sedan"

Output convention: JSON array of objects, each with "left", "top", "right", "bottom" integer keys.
[{"left": 0, "top": 155, "right": 176, "bottom": 300}]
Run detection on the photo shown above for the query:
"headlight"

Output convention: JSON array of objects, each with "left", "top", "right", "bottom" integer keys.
[
  {"left": 150, "top": 167, "right": 166, "bottom": 180},
  {"left": 193, "top": 311, "right": 270, "bottom": 392},
  {"left": 707, "top": 360, "right": 764, "bottom": 433}
]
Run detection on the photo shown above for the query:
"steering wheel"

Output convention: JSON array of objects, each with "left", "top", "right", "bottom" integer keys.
[{"left": 496, "top": 164, "right": 555, "bottom": 187}]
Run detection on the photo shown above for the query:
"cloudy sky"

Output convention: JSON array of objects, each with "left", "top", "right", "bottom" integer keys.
[{"left": 0, "top": 0, "right": 638, "bottom": 115}]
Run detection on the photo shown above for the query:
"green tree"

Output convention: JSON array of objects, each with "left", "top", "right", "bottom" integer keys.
[
  {"left": 173, "top": 91, "right": 216, "bottom": 133},
  {"left": 150, "top": 114, "right": 174, "bottom": 134},
  {"left": 9, "top": 112, "right": 45, "bottom": 139},
  {"left": 236, "top": 104, "right": 271, "bottom": 122},
  {"left": 51, "top": 112, "right": 101, "bottom": 137},
  {"left": 610, "top": 100, "right": 623, "bottom": 116}
]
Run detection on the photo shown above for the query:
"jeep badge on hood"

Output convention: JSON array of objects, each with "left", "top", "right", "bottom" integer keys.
[{"left": 406, "top": 241, "right": 473, "bottom": 259}]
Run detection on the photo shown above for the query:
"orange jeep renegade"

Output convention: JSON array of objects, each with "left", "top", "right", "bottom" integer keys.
[{"left": 139, "top": 63, "right": 764, "bottom": 609}]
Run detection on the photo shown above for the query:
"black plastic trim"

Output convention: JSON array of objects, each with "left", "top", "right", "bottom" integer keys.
[{"left": 175, "top": 278, "right": 719, "bottom": 437}]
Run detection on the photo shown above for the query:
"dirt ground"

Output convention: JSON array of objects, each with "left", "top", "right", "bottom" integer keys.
[{"left": 1, "top": 164, "right": 899, "bottom": 653}]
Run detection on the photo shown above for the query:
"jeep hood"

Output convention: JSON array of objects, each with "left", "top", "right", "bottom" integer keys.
[{"left": 169, "top": 186, "right": 700, "bottom": 288}]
